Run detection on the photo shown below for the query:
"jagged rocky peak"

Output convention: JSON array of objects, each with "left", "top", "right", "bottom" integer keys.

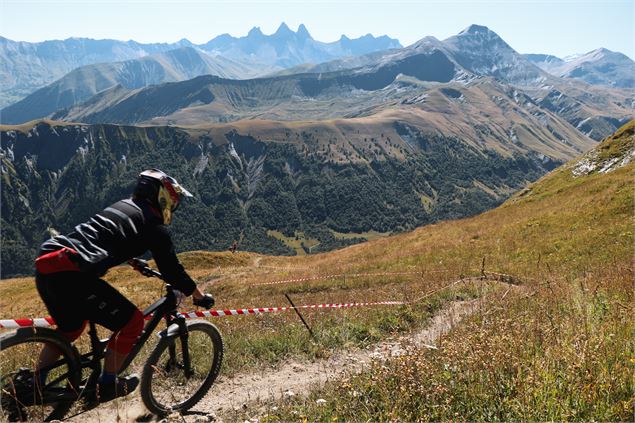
[
  {"left": 443, "top": 24, "right": 518, "bottom": 62},
  {"left": 245, "top": 22, "right": 313, "bottom": 40},
  {"left": 247, "top": 26, "right": 264, "bottom": 38},
  {"left": 274, "top": 22, "right": 294, "bottom": 37},
  {"left": 297, "top": 24, "right": 312, "bottom": 39},
  {"left": 176, "top": 38, "right": 193, "bottom": 46}
]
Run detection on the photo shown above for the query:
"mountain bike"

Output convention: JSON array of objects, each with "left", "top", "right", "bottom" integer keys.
[{"left": 0, "top": 259, "right": 223, "bottom": 421}]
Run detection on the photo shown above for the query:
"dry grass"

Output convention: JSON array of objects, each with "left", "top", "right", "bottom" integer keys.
[{"left": 264, "top": 267, "right": 633, "bottom": 422}]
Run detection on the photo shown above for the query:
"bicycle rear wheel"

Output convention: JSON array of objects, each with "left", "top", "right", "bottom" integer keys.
[
  {"left": 0, "top": 327, "right": 81, "bottom": 422},
  {"left": 140, "top": 321, "right": 223, "bottom": 415}
]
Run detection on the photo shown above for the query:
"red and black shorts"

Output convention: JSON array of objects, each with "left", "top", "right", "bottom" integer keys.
[{"left": 35, "top": 271, "right": 138, "bottom": 334}]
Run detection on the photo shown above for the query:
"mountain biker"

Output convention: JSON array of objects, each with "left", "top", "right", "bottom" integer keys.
[{"left": 33, "top": 168, "right": 215, "bottom": 402}]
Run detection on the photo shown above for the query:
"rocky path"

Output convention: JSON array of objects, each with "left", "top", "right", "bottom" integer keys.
[{"left": 71, "top": 299, "right": 481, "bottom": 422}]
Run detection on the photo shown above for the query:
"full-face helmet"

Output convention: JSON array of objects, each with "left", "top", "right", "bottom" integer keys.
[{"left": 134, "top": 169, "right": 192, "bottom": 224}]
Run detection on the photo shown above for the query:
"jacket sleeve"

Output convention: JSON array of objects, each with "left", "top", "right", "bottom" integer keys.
[{"left": 148, "top": 225, "right": 197, "bottom": 296}]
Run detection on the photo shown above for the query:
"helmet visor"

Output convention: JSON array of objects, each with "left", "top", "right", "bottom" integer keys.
[{"left": 165, "top": 175, "right": 193, "bottom": 199}]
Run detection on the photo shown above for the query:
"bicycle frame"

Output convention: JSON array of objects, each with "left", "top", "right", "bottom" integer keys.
[
  {"left": 38, "top": 283, "right": 190, "bottom": 405},
  {"left": 78, "top": 284, "right": 187, "bottom": 388}
]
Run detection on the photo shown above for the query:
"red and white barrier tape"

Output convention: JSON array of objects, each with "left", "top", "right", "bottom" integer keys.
[
  {"left": 0, "top": 317, "right": 56, "bottom": 329},
  {"left": 0, "top": 272, "right": 516, "bottom": 329},
  {"left": 178, "top": 300, "right": 407, "bottom": 319},
  {"left": 0, "top": 301, "right": 408, "bottom": 328},
  {"left": 253, "top": 270, "right": 451, "bottom": 286}
]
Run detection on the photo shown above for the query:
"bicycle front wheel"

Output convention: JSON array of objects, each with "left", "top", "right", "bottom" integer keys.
[
  {"left": 0, "top": 327, "right": 81, "bottom": 422},
  {"left": 140, "top": 320, "right": 223, "bottom": 415}
]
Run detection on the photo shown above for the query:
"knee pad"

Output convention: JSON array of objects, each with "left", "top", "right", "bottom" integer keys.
[{"left": 108, "top": 309, "right": 144, "bottom": 354}]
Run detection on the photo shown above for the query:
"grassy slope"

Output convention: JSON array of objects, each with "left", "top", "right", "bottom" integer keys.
[
  {"left": 238, "top": 121, "right": 634, "bottom": 421},
  {"left": 1, "top": 123, "right": 632, "bottom": 419}
]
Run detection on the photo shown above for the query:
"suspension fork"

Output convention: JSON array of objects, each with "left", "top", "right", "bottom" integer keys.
[
  {"left": 165, "top": 315, "right": 192, "bottom": 378},
  {"left": 176, "top": 317, "right": 193, "bottom": 378}
]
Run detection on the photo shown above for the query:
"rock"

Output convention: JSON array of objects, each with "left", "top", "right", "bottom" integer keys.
[
  {"left": 194, "top": 413, "right": 217, "bottom": 422},
  {"left": 162, "top": 412, "right": 183, "bottom": 422}
]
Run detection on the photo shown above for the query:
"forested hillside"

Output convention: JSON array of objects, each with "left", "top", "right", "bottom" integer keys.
[{"left": 1, "top": 120, "right": 554, "bottom": 276}]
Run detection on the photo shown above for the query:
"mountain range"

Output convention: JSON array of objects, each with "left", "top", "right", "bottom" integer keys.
[
  {"left": 18, "top": 25, "right": 631, "bottom": 143},
  {"left": 0, "top": 23, "right": 401, "bottom": 108},
  {"left": 1, "top": 24, "right": 633, "bottom": 277}
]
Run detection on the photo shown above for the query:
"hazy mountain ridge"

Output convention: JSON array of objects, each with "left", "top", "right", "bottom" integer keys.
[
  {"left": 40, "top": 25, "right": 633, "bottom": 143},
  {"left": 525, "top": 48, "right": 635, "bottom": 88},
  {"left": 201, "top": 23, "right": 401, "bottom": 68},
  {"left": 277, "top": 25, "right": 550, "bottom": 87},
  {"left": 257, "top": 26, "right": 635, "bottom": 141},
  {"left": 0, "top": 35, "right": 192, "bottom": 107},
  {"left": 0, "top": 47, "right": 270, "bottom": 124},
  {"left": 4, "top": 25, "right": 632, "bottom": 143},
  {"left": 0, "top": 24, "right": 401, "bottom": 108}
]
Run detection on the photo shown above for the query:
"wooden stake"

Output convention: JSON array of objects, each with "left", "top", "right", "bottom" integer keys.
[{"left": 285, "top": 293, "right": 316, "bottom": 340}]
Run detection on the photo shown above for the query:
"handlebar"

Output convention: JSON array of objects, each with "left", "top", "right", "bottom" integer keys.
[
  {"left": 128, "top": 257, "right": 215, "bottom": 310},
  {"left": 128, "top": 258, "right": 162, "bottom": 278}
]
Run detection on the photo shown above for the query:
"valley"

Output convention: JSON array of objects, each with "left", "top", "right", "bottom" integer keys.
[{"left": 1, "top": 120, "right": 632, "bottom": 421}]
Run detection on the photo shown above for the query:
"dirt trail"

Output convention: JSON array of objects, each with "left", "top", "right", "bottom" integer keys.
[{"left": 72, "top": 299, "right": 481, "bottom": 422}]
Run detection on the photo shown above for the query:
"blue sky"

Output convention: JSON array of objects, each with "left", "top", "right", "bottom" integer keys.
[{"left": 1, "top": 0, "right": 633, "bottom": 59}]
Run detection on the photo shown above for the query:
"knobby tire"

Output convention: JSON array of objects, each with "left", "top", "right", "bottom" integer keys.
[{"left": 140, "top": 321, "right": 223, "bottom": 415}]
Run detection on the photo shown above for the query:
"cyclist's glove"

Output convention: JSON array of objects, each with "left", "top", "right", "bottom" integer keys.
[{"left": 193, "top": 293, "right": 215, "bottom": 309}]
